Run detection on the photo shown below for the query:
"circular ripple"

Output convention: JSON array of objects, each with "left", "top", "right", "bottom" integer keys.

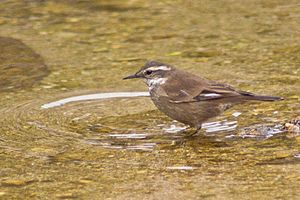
[{"left": 1, "top": 91, "right": 295, "bottom": 154}]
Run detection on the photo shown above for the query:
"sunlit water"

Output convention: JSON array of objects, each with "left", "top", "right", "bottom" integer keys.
[
  {"left": 41, "top": 92, "right": 150, "bottom": 109},
  {"left": 0, "top": 1, "right": 300, "bottom": 199},
  {"left": 40, "top": 92, "right": 264, "bottom": 152}
]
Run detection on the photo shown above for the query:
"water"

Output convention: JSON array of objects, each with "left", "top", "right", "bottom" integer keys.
[
  {"left": 41, "top": 92, "right": 149, "bottom": 109},
  {"left": 0, "top": 1, "right": 300, "bottom": 199}
]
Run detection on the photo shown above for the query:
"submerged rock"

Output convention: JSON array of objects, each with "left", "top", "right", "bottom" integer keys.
[
  {"left": 0, "top": 37, "right": 49, "bottom": 92},
  {"left": 238, "top": 124, "right": 284, "bottom": 139},
  {"left": 237, "top": 118, "right": 300, "bottom": 139},
  {"left": 284, "top": 118, "right": 300, "bottom": 133}
]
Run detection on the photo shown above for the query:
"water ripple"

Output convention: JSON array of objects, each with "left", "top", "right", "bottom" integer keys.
[{"left": 41, "top": 92, "right": 150, "bottom": 109}]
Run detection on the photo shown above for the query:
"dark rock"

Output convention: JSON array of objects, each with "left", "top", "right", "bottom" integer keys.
[{"left": 0, "top": 37, "right": 49, "bottom": 92}]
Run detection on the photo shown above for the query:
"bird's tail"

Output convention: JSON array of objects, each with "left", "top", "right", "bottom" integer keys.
[
  {"left": 245, "top": 94, "right": 283, "bottom": 101},
  {"left": 237, "top": 90, "right": 283, "bottom": 101}
]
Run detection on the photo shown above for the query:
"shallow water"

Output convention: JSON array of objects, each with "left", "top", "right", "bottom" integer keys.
[{"left": 0, "top": 0, "right": 300, "bottom": 199}]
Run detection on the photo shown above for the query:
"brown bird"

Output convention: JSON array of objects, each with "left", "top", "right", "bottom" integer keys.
[{"left": 123, "top": 60, "right": 282, "bottom": 135}]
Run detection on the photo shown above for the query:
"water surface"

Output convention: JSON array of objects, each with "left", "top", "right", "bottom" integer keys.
[{"left": 0, "top": 0, "right": 299, "bottom": 199}]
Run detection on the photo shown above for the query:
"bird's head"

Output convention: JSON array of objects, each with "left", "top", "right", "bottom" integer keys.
[{"left": 123, "top": 60, "right": 173, "bottom": 82}]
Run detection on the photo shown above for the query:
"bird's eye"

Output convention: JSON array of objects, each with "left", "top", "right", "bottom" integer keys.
[{"left": 145, "top": 70, "right": 153, "bottom": 75}]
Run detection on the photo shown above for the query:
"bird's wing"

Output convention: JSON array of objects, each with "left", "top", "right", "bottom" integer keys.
[
  {"left": 168, "top": 82, "right": 252, "bottom": 103},
  {"left": 161, "top": 71, "right": 209, "bottom": 103},
  {"left": 193, "top": 83, "right": 245, "bottom": 101},
  {"left": 160, "top": 70, "right": 254, "bottom": 103}
]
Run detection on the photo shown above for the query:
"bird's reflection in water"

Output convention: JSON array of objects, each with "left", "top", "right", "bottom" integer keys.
[{"left": 84, "top": 120, "right": 236, "bottom": 151}]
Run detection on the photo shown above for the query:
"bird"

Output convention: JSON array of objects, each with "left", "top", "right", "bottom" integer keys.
[{"left": 123, "top": 60, "right": 283, "bottom": 135}]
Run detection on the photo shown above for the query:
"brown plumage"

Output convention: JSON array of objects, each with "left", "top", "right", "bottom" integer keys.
[{"left": 124, "top": 60, "right": 282, "bottom": 133}]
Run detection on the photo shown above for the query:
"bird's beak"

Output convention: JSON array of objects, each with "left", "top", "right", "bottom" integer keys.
[{"left": 123, "top": 73, "right": 142, "bottom": 80}]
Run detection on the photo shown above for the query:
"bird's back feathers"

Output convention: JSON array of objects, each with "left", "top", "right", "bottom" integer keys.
[{"left": 158, "top": 69, "right": 282, "bottom": 103}]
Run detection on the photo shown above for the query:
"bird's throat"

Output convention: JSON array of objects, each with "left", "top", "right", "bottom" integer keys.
[{"left": 146, "top": 78, "right": 167, "bottom": 90}]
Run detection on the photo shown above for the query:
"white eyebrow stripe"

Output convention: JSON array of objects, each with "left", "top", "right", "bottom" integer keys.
[{"left": 147, "top": 66, "right": 171, "bottom": 71}]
